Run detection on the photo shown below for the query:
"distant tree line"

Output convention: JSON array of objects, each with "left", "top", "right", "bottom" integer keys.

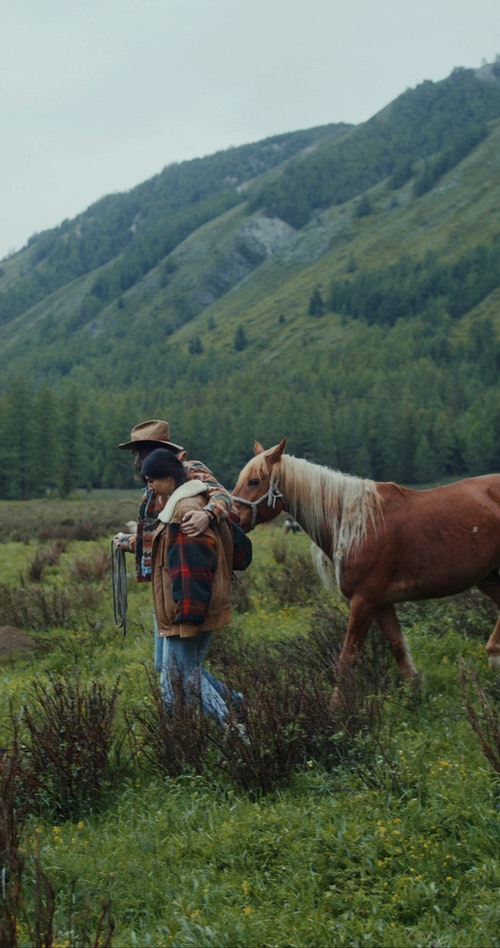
[{"left": 1, "top": 300, "right": 500, "bottom": 500}]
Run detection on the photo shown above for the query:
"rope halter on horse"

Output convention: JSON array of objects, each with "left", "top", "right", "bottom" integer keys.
[{"left": 232, "top": 474, "right": 284, "bottom": 530}]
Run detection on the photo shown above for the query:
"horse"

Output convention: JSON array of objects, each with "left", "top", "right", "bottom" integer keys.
[{"left": 232, "top": 438, "right": 500, "bottom": 679}]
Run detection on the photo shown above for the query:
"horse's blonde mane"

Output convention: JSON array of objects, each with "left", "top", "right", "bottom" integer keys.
[{"left": 271, "top": 454, "right": 383, "bottom": 579}]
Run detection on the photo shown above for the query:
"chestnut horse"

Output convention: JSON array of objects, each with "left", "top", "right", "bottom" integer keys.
[{"left": 232, "top": 439, "right": 500, "bottom": 678}]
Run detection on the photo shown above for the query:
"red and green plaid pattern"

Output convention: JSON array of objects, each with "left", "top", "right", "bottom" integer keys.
[{"left": 166, "top": 523, "right": 217, "bottom": 624}]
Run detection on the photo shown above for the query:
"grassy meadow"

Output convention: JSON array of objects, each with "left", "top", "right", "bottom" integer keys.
[{"left": 0, "top": 493, "right": 499, "bottom": 947}]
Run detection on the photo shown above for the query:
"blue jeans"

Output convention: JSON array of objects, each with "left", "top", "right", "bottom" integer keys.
[
  {"left": 154, "top": 616, "right": 242, "bottom": 723},
  {"left": 154, "top": 612, "right": 163, "bottom": 671},
  {"left": 160, "top": 630, "right": 232, "bottom": 724}
]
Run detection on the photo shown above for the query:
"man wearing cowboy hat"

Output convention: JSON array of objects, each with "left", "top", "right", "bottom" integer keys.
[
  {"left": 116, "top": 418, "right": 236, "bottom": 537},
  {"left": 114, "top": 419, "right": 243, "bottom": 677}
]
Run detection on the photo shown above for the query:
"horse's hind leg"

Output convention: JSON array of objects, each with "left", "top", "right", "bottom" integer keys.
[
  {"left": 375, "top": 605, "right": 418, "bottom": 677},
  {"left": 476, "top": 572, "right": 500, "bottom": 669}
]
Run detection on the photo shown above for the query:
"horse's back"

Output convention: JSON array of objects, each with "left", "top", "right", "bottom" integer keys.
[{"left": 379, "top": 473, "right": 500, "bottom": 512}]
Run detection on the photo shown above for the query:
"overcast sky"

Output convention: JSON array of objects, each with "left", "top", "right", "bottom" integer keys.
[{"left": 1, "top": 0, "right": 499, "bottom": 260}]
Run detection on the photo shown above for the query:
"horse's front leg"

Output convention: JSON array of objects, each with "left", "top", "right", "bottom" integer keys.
[
  {"left": 331, "top": 596, "right": 377, "bottom": 707},
  {"left": 337, "top": 595, "right": 377, "bottom": 672},
  {"left": 375, "top": 604, "right": 418, "bottom": 677}
]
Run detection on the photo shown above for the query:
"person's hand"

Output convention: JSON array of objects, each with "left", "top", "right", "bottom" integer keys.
[
  {"left": 181, "top": 510, "right": 211, "bottom": 536},
  {"left": 113, "top": 532, "right": 130, "bottom": 550}
]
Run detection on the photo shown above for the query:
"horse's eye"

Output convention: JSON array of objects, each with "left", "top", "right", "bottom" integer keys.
[{"left": 248, "top": 478, "right": 260, "bottom": 487}]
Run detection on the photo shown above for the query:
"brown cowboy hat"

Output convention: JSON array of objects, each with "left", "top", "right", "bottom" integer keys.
[{"left": 117, "top": 419, "right": 184, "bottom": 453}]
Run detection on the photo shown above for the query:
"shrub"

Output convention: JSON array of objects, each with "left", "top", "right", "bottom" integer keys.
[
  {"left": 460, "top": 664, "right": 500, "bottom": 774},
  {"left": 147, "top": 615, "right": 395, "bottom": 794},
  {"left": 0, "top": 578, "right": 103, "bottom": 632},
  {"left": 210, "top": 664, "right": 314, "bottom": 794},
  {"left": 0, "top": 742, "right": 28, "bottom": 947},
  {"left": 0, "top": 734, "right": 57, "bottom": 947},
  {"left": 127, "top": 666, "right": 211, "bottom": 778},
  {"left": 230, "top": 572, "right": 254, "bottom": 614},
  {"left": 211, "top": 628, "right": 394, "bottom": 793},
  {"left": 266, "top": 545, "right": 322, "bottom": 604},
  {"left": 67, "top": 548, "right": 111, "bottom": 584},
  {"left": 1, "top": 738, "right": 114, "bottom": 946},
  {"left": 272, "top": 611, "right": 398, "bottom": 772},
  {"left": 0, "top": 582, "right": 74, "bottom": 630},
  {"left": 17, "top": 675, "right": 122, "bottom": 821},
  {"left": 399, "top": 587, "right": 498, "bottom": 640},
  {"left": 24, "top": 540, "right": 66, "bottom": 582}
]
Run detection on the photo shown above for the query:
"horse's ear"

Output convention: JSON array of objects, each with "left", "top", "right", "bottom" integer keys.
[
  {"left": 254, "top": 441, "right": 264, "bottom": 455},
  {"left": 266, "top": 438, "right": 287, "bottom": 463}
]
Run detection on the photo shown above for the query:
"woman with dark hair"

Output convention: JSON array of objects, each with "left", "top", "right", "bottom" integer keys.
[{"left": 141, "top": 448, "right": 248, "bottom": 723}]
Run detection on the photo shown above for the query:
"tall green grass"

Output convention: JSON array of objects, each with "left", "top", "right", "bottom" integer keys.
[{"left": 0, "top": 499, "right": 499, "bottom": 947}]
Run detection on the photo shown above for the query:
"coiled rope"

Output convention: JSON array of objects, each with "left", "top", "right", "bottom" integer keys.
[{"left": 111, "top": 540, "right": 128, "bottom": 636}]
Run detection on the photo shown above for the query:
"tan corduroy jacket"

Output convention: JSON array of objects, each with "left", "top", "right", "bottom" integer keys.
[{"left": 150, "top": 480, "right": 234, "bottom": 638}]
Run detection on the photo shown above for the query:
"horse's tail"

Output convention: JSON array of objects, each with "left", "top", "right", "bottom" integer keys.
[{"left": 311, "top": 542, "right": 335, "bottom": 589}]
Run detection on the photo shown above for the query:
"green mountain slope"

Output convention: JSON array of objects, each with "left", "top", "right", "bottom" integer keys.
[{"left": 1, "top": 65, "right": 500, "bottom": 499}]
